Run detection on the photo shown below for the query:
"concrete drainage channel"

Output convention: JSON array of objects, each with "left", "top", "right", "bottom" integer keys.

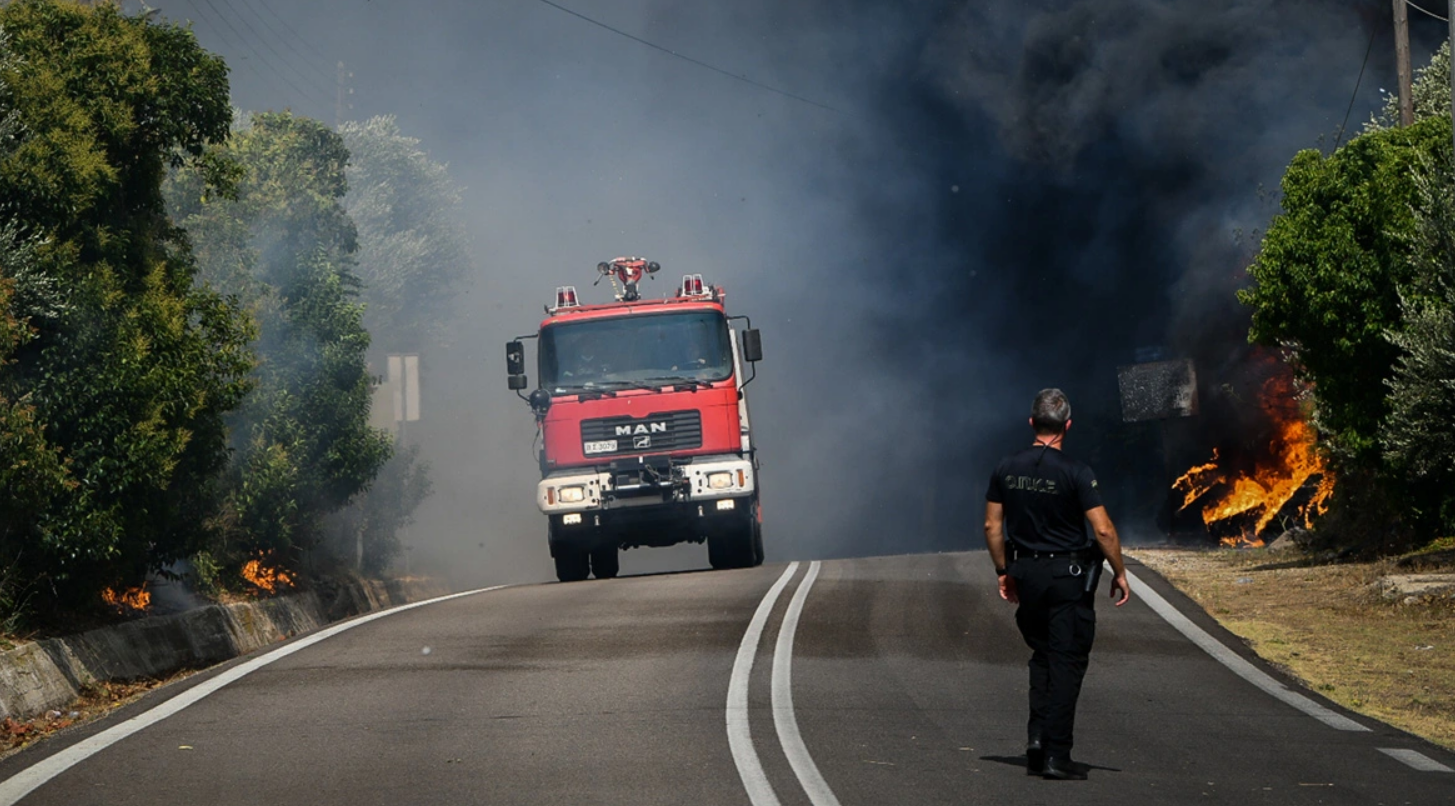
[{"left": 0, "top": 576, "right": 448, "bottom": 723}]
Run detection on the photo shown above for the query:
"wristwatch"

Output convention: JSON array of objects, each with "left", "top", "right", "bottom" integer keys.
[{"left": 995, "top": 566, "right": 1007, "bottom": 576}]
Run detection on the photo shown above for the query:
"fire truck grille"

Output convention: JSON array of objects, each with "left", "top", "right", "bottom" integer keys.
[{"left": 580, "top": 410, "right": 702, "bottom": 456}]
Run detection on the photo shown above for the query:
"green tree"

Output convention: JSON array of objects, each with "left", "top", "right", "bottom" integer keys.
[
  {"left": 337, "top": 116, "right": 470, "bottom": 354},
  {"left": 329, "top": 442, "right": 433, "bottom": 576},
  {"left": 168, "top": 111, "right": 391, "bottom": 565},
  {"left": 1239, "top": 116, "right": 1453, "bottom": 463},
  {"left": 1380, "top": 161, "right": 1455, "bottom": 532},
  {"left": 0, "top": 225, "right": 73, "bottom": 628},
  {"left": 0, "top": 0, "right": 254, "bottom": 606},
  {"left": 333, "top": 117, "right": 469, "bottom": 569},
  {"left": 1370, "top": 41, "right": 1452, "bottom": 131},
  {"left": 0, "top": 42, "right": 70, "bottom": 551}
]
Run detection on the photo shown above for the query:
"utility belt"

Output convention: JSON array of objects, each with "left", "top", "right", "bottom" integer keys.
[
  {"left": 1010, "top": 543, "right": 1103, "bottom": 593},
  {"left": 1010, "top": 545, "right": 1099, "bottom": 562}
]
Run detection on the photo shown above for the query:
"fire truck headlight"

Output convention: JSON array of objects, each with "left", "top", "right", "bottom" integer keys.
[
  {"left": 558, "top": 486, "right": 586, "bottom": 504},
  {"left": 707, "top": 472, "right": 735, "bottom": 490}
]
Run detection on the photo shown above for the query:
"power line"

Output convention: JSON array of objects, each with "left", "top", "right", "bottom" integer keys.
[
  {"left": 1407, "top": 0, "right": 1449, "bottom": 23},
  {"left": 171, "top": 0, "right": 278, "bottom": 96},
  {"left": 1334, "top": 19, "right": 1381, "bottom": 150},
  {"left": 243, "top": 0, "right": 337, "bottom": 84},
  {"left": 217, "top": 0, "right": 336, "bottom": 99},
  {"left": 527, "top": 0, "right": 840, "bottom": 113},
  {"left": 192, "top": 0, "right": 332, "bottom": 107},
  {"left": 253, "top": 0, "right": 340, "bottom": 80}
]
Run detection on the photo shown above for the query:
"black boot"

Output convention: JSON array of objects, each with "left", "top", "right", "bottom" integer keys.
[
  {"left": 1042, "top": 757, "right": 1088, "bottom": 780},
  {"left": 1025, "top": 738, "right": 1045, "bottom": 776}
]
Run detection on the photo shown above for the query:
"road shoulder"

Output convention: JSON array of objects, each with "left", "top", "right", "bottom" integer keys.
[{"left": 1129, "top": 547, "right": 1455, "bottom": 752}]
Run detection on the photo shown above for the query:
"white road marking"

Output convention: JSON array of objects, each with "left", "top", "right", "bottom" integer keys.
[
  {"left": 726, "top": 562, "right": 799, "bottom": 806},
  {"left": 1378, "top": 748, "right": 1454, "bottom": 772},
  {"left": 772, "top": 561, "right": 842, "bottom": 806},
  {"left": 727, "top": 562, "right": 799, "bottom": 806},
  {"left": 0, "top": 585, "right": 509, "bottom": 806},
  {"left": 1128, "top": 568, "right": 1369, "bottom": 732}
]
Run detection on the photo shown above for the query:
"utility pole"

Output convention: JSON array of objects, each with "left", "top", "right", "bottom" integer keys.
[
  {"left": 335, "top": 61, "right": 353, "bottom": 128},
  {"left": 1395, "top": 0, "right": 1415, "bottom": 126}
]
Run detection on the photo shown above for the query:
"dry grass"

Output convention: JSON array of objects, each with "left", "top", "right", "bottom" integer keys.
[
  {"left": 0, "top": 669, "right": 198, "bottom": 762},
  {"left": 1130, "top": 546, "right": 1455, "bottom": 751}
]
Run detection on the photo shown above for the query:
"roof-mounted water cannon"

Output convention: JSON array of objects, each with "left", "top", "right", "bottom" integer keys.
[{"left": 596, "top": 256, "right": 660, "bottom": 302}]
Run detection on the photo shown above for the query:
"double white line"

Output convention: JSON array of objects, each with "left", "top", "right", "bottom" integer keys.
[{"left": 726, "top": 562, "right": 842, "bottom": 806}]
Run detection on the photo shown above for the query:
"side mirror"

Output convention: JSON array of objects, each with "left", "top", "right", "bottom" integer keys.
[
  {"left": 741, "top": 329, "right": 763, "bottom": 363},
  {"left": 506, "top": 340, "right": 526, "bottom": 375},
  {"left": 506, "top": 340, "right": 529, "bottom": 389}
]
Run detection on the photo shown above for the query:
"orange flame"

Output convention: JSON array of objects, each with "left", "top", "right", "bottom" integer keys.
[
  {"left": 240, "top": 555, "right": 294, "bottom": 593},
  {"left": 101, "top": 584, "right": 151, "bottom": 614},
  {"left": 1172, "top": 376, "right": 1335, "bottom": 546}
]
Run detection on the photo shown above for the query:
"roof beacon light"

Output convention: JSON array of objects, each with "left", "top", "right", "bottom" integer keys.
[
  {"left": 681, "top": 274, "right": 707, "bottom": 298},
  {"left": 553, "top": 285, "right": 580, "bottom": 311}
]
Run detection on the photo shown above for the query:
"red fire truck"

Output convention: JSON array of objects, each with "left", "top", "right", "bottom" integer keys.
[{"left": 506, "top": 258, "right": 764, "bottom": 582}]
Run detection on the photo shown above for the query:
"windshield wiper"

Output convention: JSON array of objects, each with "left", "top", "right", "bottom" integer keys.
[
  {"left": 645, "top": 376, "right": 707, "bottom": 391},
  {"left": 554, "top": 384, "right": 617, "bottom": 399},
  {"left": 594, "top": 380, "right": 663, "bottom": 392}
]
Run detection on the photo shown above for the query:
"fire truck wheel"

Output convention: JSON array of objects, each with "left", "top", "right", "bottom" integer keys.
[
  {"left": 590, "top": 545, "right": 620, "bottom": 579},
  {"left": 554, "top": 550, "right": 590, "bottom": 582},
  {"left": 751, "top": 519, "right": 764, "bottom": 567}
]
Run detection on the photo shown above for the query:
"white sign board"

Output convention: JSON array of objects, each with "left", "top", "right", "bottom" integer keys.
[{"left": 371, "top": 353, "right": 421, "bottom": 434}]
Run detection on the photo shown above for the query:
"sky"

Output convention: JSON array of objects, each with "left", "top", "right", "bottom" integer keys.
[{"left": 138, "top": 0, "right": 1448, "bottom": 586}]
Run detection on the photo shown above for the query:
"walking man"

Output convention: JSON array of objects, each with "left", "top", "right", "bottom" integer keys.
[{"left": 984, "top": 388, "right": 1130, "bottom": 780}]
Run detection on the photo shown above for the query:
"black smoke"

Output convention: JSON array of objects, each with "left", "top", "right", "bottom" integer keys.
[
  {"left": 148, "top": 0, "right": 1443, "bottom": 581},
  {"left": 829, "top": 0, "right": 1428, "bottom": 549}
]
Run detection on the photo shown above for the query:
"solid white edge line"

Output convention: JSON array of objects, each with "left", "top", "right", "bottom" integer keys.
[
  {"left": 1128, "top": 568, "right": 1369, "bottom": 732},
  {"left": 727, "top": 562, "right": 799, "bottom": 806},
  {"left": 771, "top": 561, "right": 841, "bottom": 806},
  {"left": 0, "top": 584, "right": 510, "bottom": 806},
  {"left": 1378, "top": 748, "right": 1454, "bottom": 773}
]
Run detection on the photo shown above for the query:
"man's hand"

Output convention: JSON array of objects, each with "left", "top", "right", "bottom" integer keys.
[
  {"left": 999, "top": 573, "right": 1019, "bottom": 604},
  {"left": 1109, "top": 573, "right": 1130, "bottom": 607}
]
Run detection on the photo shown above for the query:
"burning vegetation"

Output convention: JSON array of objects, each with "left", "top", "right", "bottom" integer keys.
[
  {"left": 99, "top": 585, "right": 151, "bottom": 615},
  {"left": 1172, "top": 372, "right": 1335, "bottom": 547},
  {"left": 240, "top": 555, "right": 294, "bottom": 593}
]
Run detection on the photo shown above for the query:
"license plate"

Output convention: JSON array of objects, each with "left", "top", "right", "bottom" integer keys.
[{"left": 583, "top": 440, "right": 618, "bottom": 455}]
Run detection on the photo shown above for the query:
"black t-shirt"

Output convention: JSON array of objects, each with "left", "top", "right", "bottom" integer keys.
[{"left": 985, "top": 446, "right": 1103, "bottom": 552}]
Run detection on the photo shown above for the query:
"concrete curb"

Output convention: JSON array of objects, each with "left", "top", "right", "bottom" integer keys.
[{"left": 0, "top": 577, "right": 447, "bottom": 722}]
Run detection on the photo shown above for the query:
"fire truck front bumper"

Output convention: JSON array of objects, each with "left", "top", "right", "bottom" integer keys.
[{"left": 541, "top": 453, "right": 756, "bottom": 517}]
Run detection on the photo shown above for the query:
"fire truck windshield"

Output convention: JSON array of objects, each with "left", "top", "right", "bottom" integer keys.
[{"left": 539, "top": 311, "right": 733, "bottom": 392}]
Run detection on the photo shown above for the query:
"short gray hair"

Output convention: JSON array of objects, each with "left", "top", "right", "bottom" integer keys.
[{"left": 1031, "top": 388, "right": 1071, "bottom": 434}]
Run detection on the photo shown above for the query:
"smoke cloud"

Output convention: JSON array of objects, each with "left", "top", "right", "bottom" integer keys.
[{"left": 146, "top": 0, "right": 1442, "bottom": 585}]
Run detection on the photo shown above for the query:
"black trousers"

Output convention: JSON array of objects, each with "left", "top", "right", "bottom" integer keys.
[{"left": 1012, "top": 555, "right": 1097, "bottom": 760}]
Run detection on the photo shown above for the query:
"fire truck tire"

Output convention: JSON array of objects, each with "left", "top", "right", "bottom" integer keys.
[
  {"left": 751, "top": 519, "right": 764, "bottom": 567},
  {"left": 590, "top": 545, "right": 620, "bottom": 579},
  {"left": 554, "top": 550, "right": 590, "bottom": 582}
]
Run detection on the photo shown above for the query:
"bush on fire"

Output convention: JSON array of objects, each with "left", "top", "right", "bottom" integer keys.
[{"left": 1242, "top": 56, "right": 1455, "bottom": 543}]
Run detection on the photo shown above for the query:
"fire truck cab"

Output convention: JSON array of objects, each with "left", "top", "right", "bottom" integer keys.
[{"left": 506, "top": 259, "right": 764, "bottom": 582}]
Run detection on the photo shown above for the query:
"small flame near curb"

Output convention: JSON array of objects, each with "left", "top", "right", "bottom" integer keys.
[
  {"left": 100, "top": 584, "right": 151, "bottom": 614},
  {"left": 241, "top": 554, "right": 294, "bottom": 593}
]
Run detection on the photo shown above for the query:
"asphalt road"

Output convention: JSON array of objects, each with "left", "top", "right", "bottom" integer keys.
[{"left": 1, "top": 552, "right": 1451, "bottom": 805}]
